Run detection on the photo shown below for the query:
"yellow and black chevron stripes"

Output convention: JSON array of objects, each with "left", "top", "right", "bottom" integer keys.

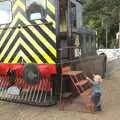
[
  {"left": 0, "top": 12, "right": 24, "bottom": 39},
  {"left": 35, "top": 20, "right": 56, "bottom": 42},
  {"left": 47, "top": 0, "right": 55, "bottom": 15},
  {"left": 0, "top": 13, "right": 56, "bottom": 63},
  {"left": 20, "top": 28, "right": 55, "bottom": 63},
  {"left": 46, "top": 0, "right": 56, "bottom": 28},
  {"left": 46, "top": 15, "right": 56, "bottom": 28},
  {"left": 17, "top": 13, "right": 56, "bottom": 56},
  {"left": 4, "top": 37, "right": 42, "bottom": 63},
  {"left": 0, "top": 28, "right": 56, "bottom": 63},
  {"left": 0, "top": 29, "right": 19, "bottom": 60},
  {"left": 12, "top": 0, "right": 25, "bottom": 13},
  {"left": 0, "top": 0, "right": 57, "bottom": 64},
  {"left": 13, "top": 50, "right": 31, "bottom": 63}
]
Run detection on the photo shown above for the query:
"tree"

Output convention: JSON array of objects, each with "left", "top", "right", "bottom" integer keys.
[{"left": 84, "top": 0, "right": 120, "bottom": 48}]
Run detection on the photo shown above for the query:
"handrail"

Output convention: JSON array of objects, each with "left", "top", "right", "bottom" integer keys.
[{"left": 0, "top": 22, "right": 53, "bottom": 30}]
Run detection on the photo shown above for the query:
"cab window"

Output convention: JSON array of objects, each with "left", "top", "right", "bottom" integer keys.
[
  {"left": 26, "top": 0, "right": 47, "bottom": 20},
  {"left": 0, "top": 0, "right": 12, "bottom": 25}
]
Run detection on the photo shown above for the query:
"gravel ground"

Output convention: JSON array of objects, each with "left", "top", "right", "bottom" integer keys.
[{"left": 0, "top": 71, "right": 120, "bottom": 120}]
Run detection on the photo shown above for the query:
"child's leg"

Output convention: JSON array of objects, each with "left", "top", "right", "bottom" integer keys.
[
  {"left": 92, "top": 93, "right": 101, "bottom": 111},
  {"left": 95, "top": 93, "right": 102, "bottom": 111}
]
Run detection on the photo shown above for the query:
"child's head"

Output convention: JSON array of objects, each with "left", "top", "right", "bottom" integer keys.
[{"left": 93, "top": 74, "right": 103, "bottom": 83}]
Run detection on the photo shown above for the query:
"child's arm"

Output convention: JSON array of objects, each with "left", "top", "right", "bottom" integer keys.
[{"left": 86, "top": 77, "right": 95, "bottom": 85}]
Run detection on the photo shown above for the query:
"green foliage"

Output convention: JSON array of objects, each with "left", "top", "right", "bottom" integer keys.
[{"left": 84, "top": 0, "right": 120, "bottom": 48}]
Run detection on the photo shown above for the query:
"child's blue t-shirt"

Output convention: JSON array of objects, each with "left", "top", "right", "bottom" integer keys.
[{"left": 92, "top": 81, "right": 103, "bottom": 94}]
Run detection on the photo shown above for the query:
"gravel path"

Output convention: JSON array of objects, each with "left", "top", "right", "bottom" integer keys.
[{"left": 0, "top": 71, "right": 120, "bottom": 120}]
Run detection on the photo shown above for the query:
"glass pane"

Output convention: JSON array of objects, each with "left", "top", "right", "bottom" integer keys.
[
  {"left": 0, "top": 1, "right": 12, "bottom": 24},
  {"left": 26, "top": 0, "right": 46, "bottom": 20}
]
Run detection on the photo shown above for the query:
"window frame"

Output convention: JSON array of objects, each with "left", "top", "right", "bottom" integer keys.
[
  {"left": 25, "top": 0, "right": 47, "bottom": 21},
  {"left": 0, "top": 0, "right": 12, "bottom": 25}
]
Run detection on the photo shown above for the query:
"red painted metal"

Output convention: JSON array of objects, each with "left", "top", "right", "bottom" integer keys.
[
  {"left": 0, "top": 64, "right": 57, "bottom": 75},
  {"left": 0, "top": 64, "right": 57, "bottom": 92}
]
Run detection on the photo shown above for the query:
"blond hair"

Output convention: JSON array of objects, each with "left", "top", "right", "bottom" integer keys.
[{"left": 93, "top": 74, "right": 103, "bottom": 83}]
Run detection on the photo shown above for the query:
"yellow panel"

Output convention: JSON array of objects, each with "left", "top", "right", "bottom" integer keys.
[
  {"left": 4, "top": 37, "right": 43, "bottom": 63},
  {"left": 0, "top": 29, "right": 19, "bottom": 60},
  {"left": 46, "top": 15, "right": 56, "bottom": 28},
  {"left": 4, "top": 38, "right": 20, "bottom": 63},
  {"left": 20, "top": 38, "right": 43, "bottom": 63},
  {"left": 12, "top": 50, "right": 32, "bottom": 63},
  {"left": 35, "top": 20, "right": 56, "bottom": 43},
  {"left": 18, "top": 13, "right": 56, "bottom": 58},
  {"left": 47, "top": 0, "right": 55, "bottom": 15},
  {"left": 20, "top": 28, "right": 55, "bottom": 64}
]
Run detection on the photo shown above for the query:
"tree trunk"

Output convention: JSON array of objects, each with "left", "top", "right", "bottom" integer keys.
[{"left": 119, "top": 22, "right": 120, "bottom": 48}]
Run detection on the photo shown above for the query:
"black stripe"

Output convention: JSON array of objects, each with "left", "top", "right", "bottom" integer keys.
[
  {"left": 25, "top": 25, "right": 56, "bottom": 49},
  {"left": 20, "top": 45, "right": 39, "bottom": 63},
  {"left": 33, "top": 23, "right": 56, "bottom": 47},
  {"left": 19, "top": 20, "right": 56, "bottom": 49},
  {"left": 21, "top": 20, "right": 56, "bottom": 48},
  {"left": 1, "top": 33, "right": 20, "bottom": 62},
  {"left": 40, "top": 19, "right": 56, "bottom": 34},
  {"left": 36, "top": 26, "right": 56, "bottom": 49},
  {"left": 0, "top": 11, "right": 57, "bottom": 63},
  {"left": 47, "top": 9, "right": 55, "bottom": 21},
  {"left": 0, "top": 29, "right": 8, "bottom": 42},
  {"left": 8, "top": 46, "right": 20, "bottom": 63},
  {"left": 17, "top": 57, "right": 25, "bottom": 63},
  {"left": 0, "top": 25, "right": 56, "bottom": 63},
  {"left": 0, "top": 24, "right": 21, "bottom": 53},
  {"left": 0, "top": 24, "right": 16, "bottom": 40},
  {"left": 8, "top": 44, "right": 37, "bottom": 63},
  {"left": 19, "top": 32, "right": 48, "bottom": 63},
  {"left": 0, "top": 31, "right": 43, "bottom": 63},
  {"left": 23, "top": 27, "right": 56, "bottom": 62},
  {"left": 0, "top": 19, "right": 28, "bottom": 55},
  {"left": 8, "top": 33, "right": 48, "bottom": 64},
  {"left": 0, "top": 29, "right": 17, "bottom": 55}
]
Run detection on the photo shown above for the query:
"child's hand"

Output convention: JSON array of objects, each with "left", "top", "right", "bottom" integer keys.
[
  {"left": 86, "top": 77, "right": 89, "bottom": 80},
  {"left": 86, "top": 77, "right": 91, "bottom": 81}
]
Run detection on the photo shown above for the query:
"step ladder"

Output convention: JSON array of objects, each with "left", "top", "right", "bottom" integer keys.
[
  {"left": 62, "top": 71, "right": 91, "bottom": 94},
  {"left": 61, "top": 70, "right": 93, "bottom": 111}
]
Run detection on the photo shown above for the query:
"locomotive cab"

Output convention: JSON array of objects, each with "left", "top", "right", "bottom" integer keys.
[{"left": 59, "top": 0, "right": 101, "bottom": 75}]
